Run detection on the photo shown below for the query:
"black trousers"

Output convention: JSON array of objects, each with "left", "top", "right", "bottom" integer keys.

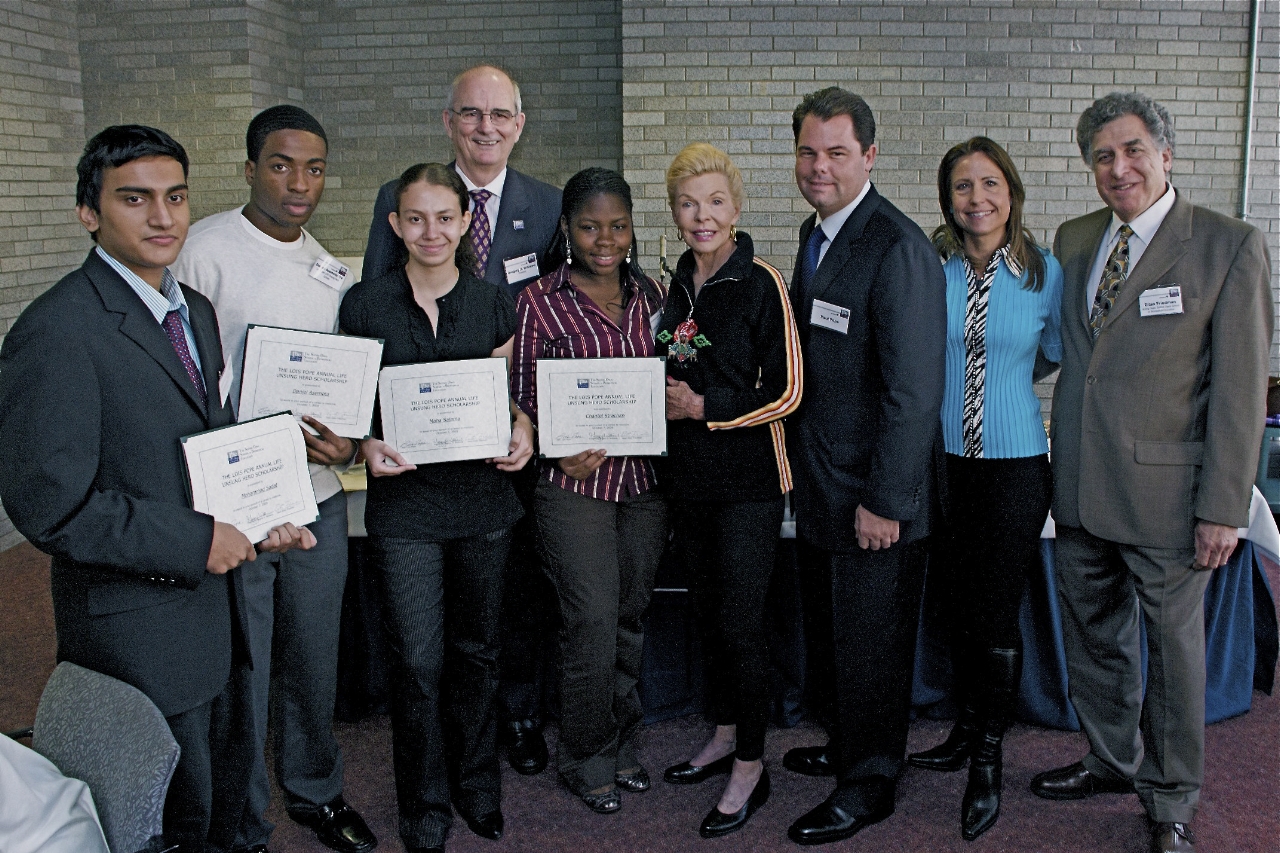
[
  {"left": 163, "top": 658, "right": 254, "bottom": 853},
  {"left": 497, "top": 465, "right": 559, "bottom": 726},
  {"left": 373, "top": 528, "right": 511, "bottom": 849},
  {"left": 797, "top": 536, "right": 928, "bottom": 790},
  {"left": 933, "top": 453, "right": 1052, "bottom": 653},
  {"left": 672, "top": 497, "right": 784, "bottom": 761}
]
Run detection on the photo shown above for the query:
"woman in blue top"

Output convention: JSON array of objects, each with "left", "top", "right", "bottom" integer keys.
[{"left": 906, "top": 137, "right": 1063, "bottom": 841}]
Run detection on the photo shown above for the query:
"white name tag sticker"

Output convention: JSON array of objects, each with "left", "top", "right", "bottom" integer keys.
[
  {"left": 1139, "top": 285, "right": 1184, "bottom": 317},
  {"left": 810, "top": 298, "right": 851, "bottom": 334},
  {"left": 309, "top": 256, "right": 349, "bottom": 290},
  {"left": 503, "top": 253, "right": 540, "bottom": 285}
]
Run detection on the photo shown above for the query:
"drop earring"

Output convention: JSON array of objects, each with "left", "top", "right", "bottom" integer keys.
[
  {"left": 565, "top": 235, "right": 573, "bottom": 265},
  {"left": 625, "top": 245, "right": 632, "bottom": 264}
]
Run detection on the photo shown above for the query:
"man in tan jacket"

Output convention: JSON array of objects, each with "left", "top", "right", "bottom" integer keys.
[{"left": 1033, "top": 91, "right": 1273, "bottom": 853}]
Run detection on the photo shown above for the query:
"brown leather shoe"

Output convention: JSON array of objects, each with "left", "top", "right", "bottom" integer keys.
[
  {"left": 1151, "top": 822, "right": 1195, "bottom": 853},
  {"left": 1029, "top": 761, "right": 1133, "bottom": 800}
]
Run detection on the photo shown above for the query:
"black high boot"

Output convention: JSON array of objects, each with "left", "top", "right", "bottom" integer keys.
[
  {"left": 961, "top": 647, "right": 1020, "bottom": 841},
  {"left": 909, "top": 633, "right": 978, "bottom": 772}
]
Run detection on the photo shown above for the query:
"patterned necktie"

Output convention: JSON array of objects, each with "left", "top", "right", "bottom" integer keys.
[
  {"left": 467, "top": 189, "right": 493, "bottom": 279},
  {"left": 1088, "top": 224, "right": 1134, "bottom": 339},
  {"left": 799, "top": 225, "right": 827, "bottom": 300},
  {"left": 161, "top": 309, "right": 207, "bottom": 409},
  {"left": 961, "top": 252, "right": 1001, "bottom": 458}
]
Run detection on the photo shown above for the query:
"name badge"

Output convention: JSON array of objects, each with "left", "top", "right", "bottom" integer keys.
[
  {"left": 309, "top": 256, "right": 349, "bottom": 290},
  {"left": 1138, "top": 285, "right": 1183, "bottom": 317},
  {"left": 503, "top": 253, "right": 540, "bottom": 285},
  {"left": 810, "top": 298, "right": 851, "bottom": 334}
]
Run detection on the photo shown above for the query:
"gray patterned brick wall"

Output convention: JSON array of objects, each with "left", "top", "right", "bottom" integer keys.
[
  {"left": 621, "top": 0, "right": 1280, "bottom": 407},
  {"left": 0, "top": 0, "right": 84, "bottom": 550},
  {"left": 298, "top": 0, "right": 624, "bottom": 257}
]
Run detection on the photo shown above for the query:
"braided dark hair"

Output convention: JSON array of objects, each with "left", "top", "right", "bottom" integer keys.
[{"left": 542, "top": 167, "right": 659, "bottom": 304}]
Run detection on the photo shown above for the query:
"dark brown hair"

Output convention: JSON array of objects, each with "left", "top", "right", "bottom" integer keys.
[
  {"left": 931, "top": 136, "right": 1045, "bottom": 291},
  {"left": 393, "top": 162, "right": 476, "bottom": 273}
]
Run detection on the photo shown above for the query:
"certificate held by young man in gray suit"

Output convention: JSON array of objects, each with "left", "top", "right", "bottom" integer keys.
[{"left": 1033, "top": 92, "right": 1273, "bottom": 853}]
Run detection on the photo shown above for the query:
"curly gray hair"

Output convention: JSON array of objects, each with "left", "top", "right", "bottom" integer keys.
[{"left": 1076, "top": 91, "right": 1175, "bottom": 165}]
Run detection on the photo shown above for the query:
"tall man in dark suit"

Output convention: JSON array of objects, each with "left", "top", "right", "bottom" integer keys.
[
  {"left": 1031, "top": 92, "right": 1273, "bottom": 853},
  {"left": 0, "top": 125, "right": 313, "bottom": 852},
  {"left": 782, "top": 88, "right": 947, "bottom": 846},
  {"left": 362, "top": 64, "right": 562, "bottom": 775}
]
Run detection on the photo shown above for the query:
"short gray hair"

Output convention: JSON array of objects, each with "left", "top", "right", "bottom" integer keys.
[
  {"left": 445, "top": 65, "right": 522, "bottom": 115},
  {"left": 1076, "top": 91, "right": 1175, "bottom": 164}
]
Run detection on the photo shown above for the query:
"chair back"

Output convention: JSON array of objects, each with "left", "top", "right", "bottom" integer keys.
[{"left": 31, "top": 662, "right": 179, "bottom": 853}]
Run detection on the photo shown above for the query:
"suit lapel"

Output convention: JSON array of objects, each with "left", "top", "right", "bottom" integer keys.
[
  {"left": 489, "top": 171, "right": 530, "bottom": 277},
  {"left": 85, "top": 252, "right": 210, "bottom": 420},
  {"left": 1063, "top": 210, "right": 1110, "bottom": 340},
  {"left": 1101, "top": 195, "right": 1192, "bottom": 328},
  {"left": 805, "top": 186, "right": 879, "bottom": 306}
]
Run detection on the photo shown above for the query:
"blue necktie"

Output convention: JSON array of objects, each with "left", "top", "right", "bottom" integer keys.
[{"left": 801, "top": 225, "right": 827, "bottom": 296}]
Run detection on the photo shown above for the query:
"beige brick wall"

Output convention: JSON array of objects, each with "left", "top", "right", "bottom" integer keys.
[
  {"left": 1, "top": 0, "right": 1277, "bottom": 551},
  {"left": 0, "top": 0, "right": 84, "bottom": 550},
  {"left": 621, "top": 0, "right": 1280, "bottom": 411},
  {"left": 298, "top": 0, "right": 624, "bottom": 257}
]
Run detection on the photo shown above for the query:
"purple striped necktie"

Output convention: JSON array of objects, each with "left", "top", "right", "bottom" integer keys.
[
  {"left": 161, "top": 309, "right": 207, "bottom": 409},
  {"left": 468, "top": 188, "right": 493, "bottom": 278}
]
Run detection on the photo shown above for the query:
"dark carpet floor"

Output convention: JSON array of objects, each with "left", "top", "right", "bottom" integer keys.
[{"left": 3, "top": 540, "right": 1276, "bottom": 853}]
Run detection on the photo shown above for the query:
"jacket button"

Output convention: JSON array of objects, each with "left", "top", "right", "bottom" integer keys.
[{"left": 1086, "top": 375, "right": 1095, "bottom": 385}]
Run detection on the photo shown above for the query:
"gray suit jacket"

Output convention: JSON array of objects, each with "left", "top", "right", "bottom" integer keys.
[
  {"left": 1050, "top": 193, "right": 1273, "bottom": 548},
  {"left": 361, "top": 164, "right": 562, "bottom": 300},
  {"left": 0, "top": 250, "right": 241, "bottom": 716}
]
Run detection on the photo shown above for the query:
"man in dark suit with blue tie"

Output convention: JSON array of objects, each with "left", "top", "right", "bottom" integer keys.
[
  {"left": 362, "top": 64, "right": 562, "bottom": 776},
  {"left": 0, "top": 125, "right": 313, "bottom": 853},
  {"left": 781, "top": 88, "right": 947, "bottom": 846}
]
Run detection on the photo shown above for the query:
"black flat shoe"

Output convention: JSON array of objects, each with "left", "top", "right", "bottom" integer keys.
[
  {"left": 580, "top": 787, "right": 622, "bottom": 814},
  {"left": 699, "top": 768, "right": 770, "bottom": 839},
  {"left": 615, "top": 767, "right": 651, "bottom": 792},
  {"left": 664, "top": 752, "right": 736, "bottom": 785},
  {"left": 459, "top": 808, "right": 504, "bottom": 841}
]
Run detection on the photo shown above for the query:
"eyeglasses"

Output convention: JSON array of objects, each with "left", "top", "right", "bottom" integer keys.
[{"left": 450, "top": 108, "right": 518, "bottom": 128}]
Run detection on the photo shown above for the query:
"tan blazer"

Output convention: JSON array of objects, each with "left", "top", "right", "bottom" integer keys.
[{"left": 1050, "top": 193, "right": 1273, "bottom": 549}]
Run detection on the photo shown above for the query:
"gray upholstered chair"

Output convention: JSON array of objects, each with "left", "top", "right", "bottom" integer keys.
[{"left": 31, "top": 662, "right": 179, "bottom": 853}]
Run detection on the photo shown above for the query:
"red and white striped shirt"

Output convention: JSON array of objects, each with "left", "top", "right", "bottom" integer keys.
[{"left": 512, "top": 263, "right": 666, "bottom": 501}]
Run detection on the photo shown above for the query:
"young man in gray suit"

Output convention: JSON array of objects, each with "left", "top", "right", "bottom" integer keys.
[
  {"left": 1032, "top": 91, "right": 1273, "bottom": 853},
  {"left": 363, "top": 64, "right": 563, "bottom": 775},
  {"left": 0, "top": 125, "right": 313, "bottom": 853}
]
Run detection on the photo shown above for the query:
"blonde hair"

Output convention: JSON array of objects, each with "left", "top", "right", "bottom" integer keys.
[{"left": 665, "top": 143, "right": 744, "bottom": 211}]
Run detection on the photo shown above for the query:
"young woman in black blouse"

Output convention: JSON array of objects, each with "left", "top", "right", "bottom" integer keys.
[{"left": 339, "top": 163, "right": 533, "bottom": 853}]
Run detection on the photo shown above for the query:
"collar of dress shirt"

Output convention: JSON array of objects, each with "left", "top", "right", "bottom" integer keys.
[
  {"left": 95, "top": 245, "right": 190, "bottom": 324},
  {"left": 456, "top": 165, "right": 507, "bottom": 206},
  {"left": 1105, "top": 182, "right": 1176, "bottom": 250},
  {"left": 814, "top": 180, "right": 872, "bottom": 242}
]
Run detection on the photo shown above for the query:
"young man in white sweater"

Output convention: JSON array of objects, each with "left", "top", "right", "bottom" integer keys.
[{"left": 173, "top": 105, "right": 375, "bottom": 853}]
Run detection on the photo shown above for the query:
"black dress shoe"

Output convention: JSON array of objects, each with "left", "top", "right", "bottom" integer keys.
[
  {"left": 699, "top": 768, "right": 770, "bottom": 838},
  {"left": 664, "top": 752, "right": 735, "bottom": 785},
  {"left": 1151, "top": 821, "right": 1196, "bottom": 853},
  {"left": 1030, "top": 761, "right": 1133, "bottom": 800},
  {"left": 289, "top": 796, "right": 377, "bottom": 853},
  {"left": 783, "top": 745, "right": 835, "bottom": 777},
  {"left": 501, "top": 720, "right": 549, "bottom": 775},
  {"left": 580, "top": 787, "right": 622, "bottom": 814},
  {"left": 615, "top": 767, "right": 651, "bottom": 792},
  {"left": 406, "top": 847, "right": 444, "bottom": 853},
  {"left": 459, "top": 808, "right": 504, "bottom": 841},
  {"left": 783, "top": 778, "right": 896, "bottom": 845}
]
